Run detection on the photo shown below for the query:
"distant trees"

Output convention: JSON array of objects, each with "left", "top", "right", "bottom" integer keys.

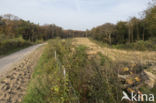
[
  {"left": 145, "top": 4, "right": 156, "bottom": 39},
  {"left": 128, "top": 17, "right": 141, "bottom": 43},
  {"left": 1, "top": 0, "right": 155, "bottom": 44},
  {"left": 91, "top": 23, "right": 115, "bottom": 44},
  {"left": 101, "top": 23, "right": 116, "bottom": 44},
  {"left": 0, "top": 16, "right": 5, "bottom": 33},
  {"left": 40, "top": 24, "right": 63, "bottom": 40},
  {"left": 63, "top": 30, "right": 85, "bottom": 38},
  {"left": 0, "top": 14, "right": 85, "bottom": 42},
  {"left": 90, "top": 2, "right": 156, "bottom": 45},
  {"left": 115, "top": 21, "right": 128, "bottom": 44}
]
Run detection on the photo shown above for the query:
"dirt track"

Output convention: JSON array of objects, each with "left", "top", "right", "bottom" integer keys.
[{"left": 0, "top": 45, "right": 45, "bottom": 103}]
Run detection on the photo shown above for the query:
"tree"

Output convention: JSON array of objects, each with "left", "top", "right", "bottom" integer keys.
[
  {"left": 90, "top": 23, "right": 116, "bottom": 44},
  {"left": 116, "top": 21, "right": 128, "bottom": 44},
  {"left": 102, "top": 23, "right": 116, "bottom": 44},
  {"left": 145, "top": 4, "right": 156, "bottom": 39}
]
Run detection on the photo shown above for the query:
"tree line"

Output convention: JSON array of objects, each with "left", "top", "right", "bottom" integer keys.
[
  {"left": 0, "top": 1, "right": 155, "bottom": 45},
  {"left": 89, "top": 2, "right": 156, "bottom": 45},
  {"left": 0, "top": 14, "right": 85, "bottom": 42}
]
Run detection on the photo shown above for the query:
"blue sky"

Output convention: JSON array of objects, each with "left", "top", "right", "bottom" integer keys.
[{"left": 0, "top": 0, "right": 150, "bottom": 30}]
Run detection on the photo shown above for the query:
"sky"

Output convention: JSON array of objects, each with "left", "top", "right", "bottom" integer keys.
[{"left": 0, "top": 0, "right": 151, "bottom": 30}]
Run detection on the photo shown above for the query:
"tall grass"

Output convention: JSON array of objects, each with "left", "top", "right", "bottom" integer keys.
[{"left": 22, "top": 38, "right": 123, "bottom": 103}]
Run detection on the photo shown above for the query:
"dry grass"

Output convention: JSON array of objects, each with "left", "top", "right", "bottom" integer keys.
[
  {"left": 72, "top": 38, "right": 156, "bottom": 65},
  {"left": 72, "top": 38, "right": 156, "bottom": 88}
]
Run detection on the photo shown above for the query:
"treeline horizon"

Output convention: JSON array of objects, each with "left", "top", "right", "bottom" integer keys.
[
  {"left": 0, "top": 14, "right": 86, "bottom": 42},
  {"left": 89, "top": 1, "right": 156, "bottom": 45},
  {"left": 0, "top": 1, "right": 155, "bottom": 45}
]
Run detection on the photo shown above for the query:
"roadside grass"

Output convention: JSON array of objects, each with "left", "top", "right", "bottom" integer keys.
[
  {"left": 22, "top": 38, "right": 123, "bottom": 103},
  {"left": 0, "top": 37, "right": 32, "bottom": 56}
]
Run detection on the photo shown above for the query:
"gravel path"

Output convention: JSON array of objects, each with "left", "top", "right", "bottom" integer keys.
[{"left": 0, "top": 44, "right": 45, "bottom": 103}]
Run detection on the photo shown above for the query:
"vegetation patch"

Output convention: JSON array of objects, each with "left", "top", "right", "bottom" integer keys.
[
  {"left": 112, "top": 40, "right": 156, "bottom": 51},
  {"left": 0, "top": 37, "right": 32, "bottom": 56},
  {"left": 22, "top": 38, "right": 123, "bottom": 103},
  {"left": 90, "top": 37, "right": 156, "bottom": 51}
]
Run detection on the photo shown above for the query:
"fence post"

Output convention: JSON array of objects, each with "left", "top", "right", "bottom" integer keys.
[
  {"left": 55, "top": 51, "right": 57, "bottom": 60},
  {"left": 63, "top": 67, "right": 66, "bottom": 78}
]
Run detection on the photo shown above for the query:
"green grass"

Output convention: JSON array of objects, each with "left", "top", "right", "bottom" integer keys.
[
  {"left": 0, "top": 37, "right": 32, "bottom": 56},
  {"left": 22, "top": 38, "right": 123, "bottom": 103}
]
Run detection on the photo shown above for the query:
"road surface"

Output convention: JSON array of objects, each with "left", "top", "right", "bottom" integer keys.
[
  {"left": 0, "top": 44, "right": 44, "bottom": 75},
  {"left": 0, "top": 44, "right": 45, "bottom": 103}
]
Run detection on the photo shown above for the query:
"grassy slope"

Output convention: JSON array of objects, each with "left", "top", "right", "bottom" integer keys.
[{"left": 22, "top": 38, "right": 123, "bottom": 103}]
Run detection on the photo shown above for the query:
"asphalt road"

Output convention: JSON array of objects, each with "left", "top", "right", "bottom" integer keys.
[{"left": 0, "top": 44, "right": 44, "bottom": 74}]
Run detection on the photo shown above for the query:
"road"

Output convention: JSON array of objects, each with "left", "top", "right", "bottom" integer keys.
[
  {"left": 0, "top": 44, "right": 44, "bottom": 75},
  {"left": 0, "top": 43, "right": 45, "bottom": 103}
]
